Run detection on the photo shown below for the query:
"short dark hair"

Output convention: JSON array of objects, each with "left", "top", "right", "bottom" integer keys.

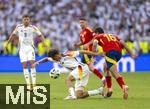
[
  {"left": 23, "top": 15, "right": 30, "bottom": 18},
  {"left": 79, "top": 18, "right": 86, "bottom": 21},
  {"left": 94, "top": 27, "right": 104, "bottom": 34},
  {"left": 48, "top": 49, "right": 59, "bottom": 58}
]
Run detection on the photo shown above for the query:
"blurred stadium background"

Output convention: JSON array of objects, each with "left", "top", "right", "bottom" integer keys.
[
  {"left": 0, "top": 0, "right": 150, "bottom": 72},
  {"left": 0, "top": 0, "right": 150, "bottom": 55},
  {"left": 0, "top": 0, "right": 150, "bottom": 109}
]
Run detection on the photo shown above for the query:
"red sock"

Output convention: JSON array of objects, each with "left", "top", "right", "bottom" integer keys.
[
  {"left": 116, "top": 77, "right": 125, "bottom": 89},
  {"left": 93, "top": 69, "right": 103, "bottom": 79},
  {"left": 106, "top": 76, "right": 112, "bottom": 88}
]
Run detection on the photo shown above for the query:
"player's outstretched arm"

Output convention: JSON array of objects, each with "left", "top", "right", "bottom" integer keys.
[
  {"left": 74, "top": 42, "right": 82, "bottom": 48},
  {"left": 65, "top": 50, "right": 104, "bottom": 57},
  {"left": 79, "top": 50, "right": 105, "bottom": 56},
  {"left": 34, "top": 57, "right": 53, "bottom": 66},
  {"left": 120, "top": 40, "right": 137, "bottom": 58},
  {"left": 83, "top": 39, "right": 94, "bottom": 49}
]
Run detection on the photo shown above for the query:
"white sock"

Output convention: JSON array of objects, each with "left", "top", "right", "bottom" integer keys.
[
  {"left": 31, "top": 68, "right": 36, "bottom": 86},
  {"left": 88, "top": 88, "right": 102, "bottom": 96},
  {"left": 69, "top": 87, "right": 76, "bottom": 97},
  {"left": 23, "top": 69, "right": 31, "bottom": 89}
]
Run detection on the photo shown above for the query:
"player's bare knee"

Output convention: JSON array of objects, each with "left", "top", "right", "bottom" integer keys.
[
  {"left": 65, "top": 78, "right": 71, "bottom": 84},
  {"left": 23, "top": 66, "right": 28, "bottom": 69},
  {"left": 65, "top": 76, "right": 74, "bottom": 87},
  {"left": 88, "top": 64, "right": 94, "bottom": 71},
  {"left": 30, "top": 65, "right": 35, "bottom": 68},
  {"left": 29, "top": 61, "right": 35, "bottom": 68},
  {"left": 90, "top": 67, "right": 94, "bottom": 72},
  {"left": 68, "top": 75, "right": 75, "bottom": 82},
  {"left": 103, "top": 64, "right": 107, "bottom": 72},
  {"left": 22, "top": 62, "right": 28, "bottom": 69},
  {"left": 65, "top": 78, "right": 71, "bottom": 85}
]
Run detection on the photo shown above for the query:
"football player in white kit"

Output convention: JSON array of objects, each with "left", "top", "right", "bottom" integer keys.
[
  {"left": 34, "top": 49, "right": 104, "bottom": 100},
  {"left": 5, "top": 15, "right": 47, "bottom": 91}
]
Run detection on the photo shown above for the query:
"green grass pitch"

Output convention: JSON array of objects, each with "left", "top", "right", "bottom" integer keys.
[{"left": 0, "top": 73, "right": 150, "bottom": 109}]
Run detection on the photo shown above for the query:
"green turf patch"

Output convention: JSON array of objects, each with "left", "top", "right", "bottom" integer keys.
[{"left": 0, "top": 73, "right": 150, "bottom": 109}]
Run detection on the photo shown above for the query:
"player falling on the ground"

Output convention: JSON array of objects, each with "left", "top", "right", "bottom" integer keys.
[
  {"left": 34, "top": 49, "right": 105, "bottom": 100},
  {"left": 76, "top": 27, "right": 137, "bottom": 99},
  {"left": 74, "top": 18, "right": 106, "bottom": 86},
  {"left": 5, "top": 15, "right": 47, "bottom": 91}
]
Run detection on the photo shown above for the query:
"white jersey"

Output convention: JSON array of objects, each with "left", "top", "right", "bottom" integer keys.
[
  {"left": 12, "top": 24, "right": 42, "bottom": 50},
  {"left": 59, "top": 56, "right": 86, "bottom": 70},
  {"left": 48, "top": 56, "right": 90, "bottom": 91},
  {"left": 49, "top": 56, "right": 86, "bottom": 70}
]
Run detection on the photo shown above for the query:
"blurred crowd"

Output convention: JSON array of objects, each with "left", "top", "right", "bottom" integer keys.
[{"left": 0, "top": 0, "right": 150, "bottom": 55}]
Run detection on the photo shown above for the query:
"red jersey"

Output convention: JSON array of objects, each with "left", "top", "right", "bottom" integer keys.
[
  {"left": 79, "top": 27, "right": 94, "bottom": 51},
  {"left": 94, "top": 34, "right": 123, "bottom": 53}
]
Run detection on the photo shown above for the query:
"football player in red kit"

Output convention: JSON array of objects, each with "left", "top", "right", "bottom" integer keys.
[
  {"left": 74, "top": 18, "right": 106, "bottom": 86},
  {"left": 82, "top": 27, "right": 137, "bottom": 99}
]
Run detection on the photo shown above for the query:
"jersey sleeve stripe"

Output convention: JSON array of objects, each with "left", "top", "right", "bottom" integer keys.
[
  {"left": 32, "top": 25, "right": 39, "bottom": 31},
  {"left": 32, "top": 25, "right": 42, "bottom": 35}
]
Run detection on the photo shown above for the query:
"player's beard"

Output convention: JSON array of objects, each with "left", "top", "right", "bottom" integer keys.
[
  {"left": 81, "top": 25, "right": 86, "bottom": 29},
  {"left": 81, "top": 23, "right": 87, "bottom": 29},
  {"left": 24, "top": 22, "right": 29, "bottom": 27}
]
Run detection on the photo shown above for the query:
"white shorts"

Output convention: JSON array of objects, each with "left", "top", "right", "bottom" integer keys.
[
  {"left": 70, "top": 64, "right": 90, "bottom": 91},
  {"left": 19, "top": 47, "right": 35, "bottom": 63}
]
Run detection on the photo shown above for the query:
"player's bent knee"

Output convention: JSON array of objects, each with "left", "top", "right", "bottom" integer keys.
[
  {"left": 30, "top": 65, "right": 35, "bottom": 68},
  {"left": 88, "top": 64, "right": 94, "bottom": 71},
  {"left": 65, "top": 76, "right": 74, "bottom": 87},
  {"left": 65, "top": 78, "right": 71, "bottom": 84},
  {"left": 103, "top": 64, "right": 107, "bottom": 72},
  {"left": 68, "top": 75, "right": 75, "bottom": 81},
  {"left": 22, "top": 62, "right": 28, "bottom": 69},
  {"left": 89, "top": 67, "right": 94, "bottom": 72},
  {"left": 23, "top": 66, "right": 28, "bottom": 69},
  {"left": 30, "top": 62, "right": 35, "bottom": 68}
]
